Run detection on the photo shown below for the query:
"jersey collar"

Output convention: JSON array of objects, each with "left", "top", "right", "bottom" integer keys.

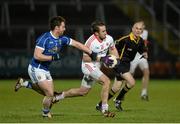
[
  {"left": 130, "top": 32, "right": 140, "bottom": 44},
  {"left": 93, "top": 34, "right": 103, "bottom": 43},
  {"left": 50, "top": 31, "right": 58, "bottom": 39}
]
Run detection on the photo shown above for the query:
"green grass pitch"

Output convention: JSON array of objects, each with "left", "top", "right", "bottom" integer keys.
[{"left": 0, "top": 79, "right": 180, "bottom": 123}]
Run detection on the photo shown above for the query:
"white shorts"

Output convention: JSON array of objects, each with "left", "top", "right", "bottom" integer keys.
[
  {"left": 28, "top": 64, "right": 52, "bottom": 83},
  {"left": 130, "top": 57, "right": 149, "bottom": 74},
  {"left": 81, "top": 62, "right": 103, "bottom": 88}
]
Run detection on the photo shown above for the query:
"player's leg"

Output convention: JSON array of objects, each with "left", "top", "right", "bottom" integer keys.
[
  {"left": 130, "top": 58, "right": 138, "bottom": 75},
  {"left": 54, "top": 62, "right": 99, "bottom": 103},
  {"left": 53, "top": 75, "right": 93, "bottom": 103},
  {"left": 96, "top": 76, "right": 123, "bottom": 111},
  {"left": 64, "top": 75, "right": 92, "bottom": 97},
  {"left": 14, "top": 65, "right": 45, "bottom": 95},
  {"left": 139, "top": 59, "right": 150, "bottom": 101},
  {"left": 14, "top": 77, "right": 32, "bottom": 91},
  {"left": 14, "top": 78, "right": 45, "bottom": 95},
  {"left": 98, "top": 74, "right": 110, "bottom": 112},
  {"left": 28, "top": 65, "right": 54, "bottom": 118},
  {"left": 81, "top": 64, "right": 114, "bottom": 117},
  {"left": 115, "top": 72, "right": 135, "bottom": 111},
  {"left": 38, "top": 80, "right": 54, "bottom": 118},
  {"left": 98, "top": 74, "right": 115, "bottom": 117}
]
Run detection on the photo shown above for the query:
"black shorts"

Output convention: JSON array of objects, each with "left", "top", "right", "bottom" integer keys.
[{"left": 114, "top": 61, "right": 130, "bottom": 81}]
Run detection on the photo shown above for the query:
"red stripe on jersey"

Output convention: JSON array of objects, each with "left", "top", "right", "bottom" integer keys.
[
  {"left": 85, "top": 64, "right": 94, "bottom": 72},
  {"left": 86, "top": 35, "right": 95, "bottom": 48},
  {"left": 94, "top": 34, "right": 103, "bottom": 43}
]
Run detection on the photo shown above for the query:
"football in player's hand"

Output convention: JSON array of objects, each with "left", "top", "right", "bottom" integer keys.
[{"left": 103, "top": 54, "right": 118, "bottom": 68}]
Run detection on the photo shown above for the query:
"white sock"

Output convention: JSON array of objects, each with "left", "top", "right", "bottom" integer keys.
[
  {"left": 56, "top": 92, "right": 65, "bottom": 100},
  {"left": 101, "top": 103, "right": 109, "bottom": 113},
  {"left": 21, "top": 81, "right": 28, "bottom": 87},
  {"left": 141, "top": 89, "right": 147, "bottom": 96}
]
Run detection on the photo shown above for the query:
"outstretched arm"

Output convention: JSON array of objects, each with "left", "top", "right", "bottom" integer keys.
[
  {"left": 71, "top": 39, "right": 92, "bottom": 55},
  {"left": 71, "top": 39, "right": 97, "bottom": 61}
]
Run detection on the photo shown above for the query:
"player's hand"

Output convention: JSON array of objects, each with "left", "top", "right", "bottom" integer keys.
[
  {"left": 89, "top": 51, "right": 97, "bottom": 61},
  {"left": 100, "top": 56, "right": 114, "bottom": 67},
  {"left": 140, "top": 52, "right": 148, "bottom": 59},
  {"left": 52, "top": 53, "right": 60, "bottom": 61}
]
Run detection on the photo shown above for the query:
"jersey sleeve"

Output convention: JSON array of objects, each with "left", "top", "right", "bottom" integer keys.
[
  {"left": 115, "top": 37, "right": 125, "bottom": 51},
  {"left": 35, "top": 35, "right": 47, "bottom": 50},
  {"left": 84, "top": 35, "right": 94, "bottom": 50},
  {"left": 108, "top": 36, "right": 116, "bottom": 50},
  {"left": 60, "top": 36, "right": 73, "bottom": 46}
]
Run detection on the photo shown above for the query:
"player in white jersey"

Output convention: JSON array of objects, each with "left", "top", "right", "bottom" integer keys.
[
  {"left": 130, "top": 27, "right": 150, "bottom": 101},
  {"left": 14, "top": 16, "right": 97, "bottom": 118},
  {"left": 53, "top": 20, "right": 119, "bottom": 117}
]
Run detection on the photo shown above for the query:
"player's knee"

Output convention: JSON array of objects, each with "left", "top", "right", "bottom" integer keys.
[
  {"left": 43, "top": 96, "right": 54, "bottom": 103},
  {"left": 143, "top": 68, "right": 150, "bottom": 76},
  {"left": 131, "top": 80, "right": 136, "bottom": 87},
  {"left": 128, "top": 79, "right": 135, "bottom": 88},
  {"left": 79, "top": 88, "right": 90, "bottom": 96},
  {"left": 45, "top": 90, "right": 54, "bottom": 97},
  {"left": 103, "top": 77, "right": 111, "bottom": 85},
  {"left": 146, "top": 69, "right": 150, "bottom": 76}
]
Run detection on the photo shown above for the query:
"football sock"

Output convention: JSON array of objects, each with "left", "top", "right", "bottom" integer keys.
[
  {"left": 42, "top": 108, "right": 50, "bottom": 114},
  {"left": 43, "top": 96, "right": 53, "bottom": 109},
  {"left": 98, "top": 89, "right": 116, "bottom": 106},
  {"left": 101, "top": 103, "right": 108, "bottom": 113},
  {"left": 21, "top": 81, "right": 32, "bottom": 89},
  {"left": 141, "top": 89, "right": 147, "bottom": 96},
  {"left": 56, "top": 92, "right": 65, "bottom": 100},
  {"left": 26, "top": 81, "right": 33, "bottom": 89},
  {"left": 116, "top": 84, "right": 131, "bottom": 100}
]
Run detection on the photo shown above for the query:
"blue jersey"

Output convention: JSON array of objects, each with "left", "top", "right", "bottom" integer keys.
[{"left": 30, "top": 31, "right": 72, "bottom": 71}]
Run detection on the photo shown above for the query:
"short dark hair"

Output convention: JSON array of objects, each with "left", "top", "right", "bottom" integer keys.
[
  {"left": 49, "top": 16, "right": 66, "bottom": 30},
  {"left": 91, "top": 20, "right": 105, "bottom": 33}
]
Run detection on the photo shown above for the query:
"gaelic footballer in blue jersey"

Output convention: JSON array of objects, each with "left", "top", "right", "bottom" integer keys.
[{"left": 14, "top": 16, "right": 97, "bottom": 118}]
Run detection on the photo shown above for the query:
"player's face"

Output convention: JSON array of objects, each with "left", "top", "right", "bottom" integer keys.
[
  {"left": 97, "top": 25, "right": 107, "bottom": 40},
  {"left": 57, "top": 21, "right": 66, "bottom": 36},
  {"left": 132, "top": 22, "right": 144, "bottom": 38}
]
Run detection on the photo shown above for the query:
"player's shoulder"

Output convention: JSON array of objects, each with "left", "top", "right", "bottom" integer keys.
[
  {"left": 106, "top": 34, "right": 114, "bottom": 40},
  {"left": 116, "top": 34, "right": 129, "bottom": 42},
  {"left": 86, "top": 34, "right": 96, "bottom": 43},
  {"left": 139, "top": 36, "right": 144, "bottom": 42},
  {"left": 36, "top": 32, "right": 50, "bottom": 43},
  {"left": 59, "top": 35, "right": 71, "bottom": 41},
  {"left": 106, "top": 34, "right": 113, "bottom": 38}
]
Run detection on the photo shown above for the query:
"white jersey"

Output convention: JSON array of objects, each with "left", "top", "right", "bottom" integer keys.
[
  {"left": 81, "top": 34, "right": 115, "bottom": 85},
  {"left": 85, "top": 34, "right": 115, "bottom": 58},
  {"left": 82, "top": 34, "right": 115, "bottom": 66}
]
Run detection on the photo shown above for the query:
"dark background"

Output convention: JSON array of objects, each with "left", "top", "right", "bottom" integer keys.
[{"left": 0, "top": 0, "right": 179, "bottom": 79}]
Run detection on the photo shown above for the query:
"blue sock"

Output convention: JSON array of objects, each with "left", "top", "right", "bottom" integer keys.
[
  {"left": 26, "top": 81, "right": 32, "bottom": 89},
  {"left": 42, "top": 108, "right": 50, "bottom": 114}
]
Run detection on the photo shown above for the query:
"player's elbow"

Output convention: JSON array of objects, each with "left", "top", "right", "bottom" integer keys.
[{"left": 34, "top": 53, "right": 41, "bottom": 60}]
